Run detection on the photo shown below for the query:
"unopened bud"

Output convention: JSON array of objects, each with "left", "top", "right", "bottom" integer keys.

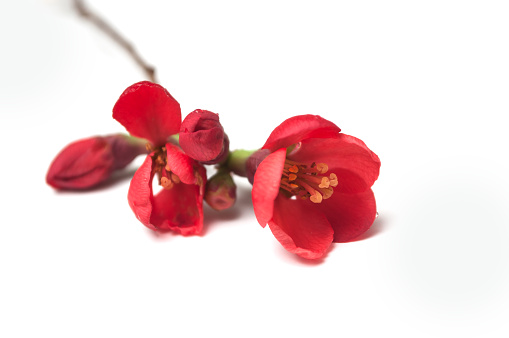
[
  {"left": 46, "top": 134, "right": 146, "bottom": 190},
  {"left": 179, "top": 109, "right": 229, "bottom": 164},
  {"left": 205, "top": 170, "right": 236, "bottom": 211}
]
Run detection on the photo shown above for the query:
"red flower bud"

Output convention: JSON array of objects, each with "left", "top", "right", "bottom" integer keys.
[
  {"left": 205, "top": 169, "right": 237, "bottom": 211},
  {"left": 179, "top": 110, "right": 229, "bottom": 164},
  {"left": 46, "top": 134, "right": 146, "bottom": 190}
]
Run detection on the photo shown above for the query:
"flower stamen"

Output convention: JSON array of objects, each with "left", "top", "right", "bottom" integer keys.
[
  {"left": 151, "top": 146, "right": 181, "bottom": 190},
  {"left": 160, "top": 176, "right": 174, "bottom": 189},
  {"left": 280, "top": 159, "right": 338, "bottom": 203},
  {"left": 329, "top": 173, "right": 338, "bottom": 187},
  {"left": 315, "top": 163, "right": 328, "bottom": 174}
]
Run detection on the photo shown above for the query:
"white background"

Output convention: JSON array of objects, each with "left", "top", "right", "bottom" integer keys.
[{"left": 1, "top": 0, "right": 509, "bottom": 337}]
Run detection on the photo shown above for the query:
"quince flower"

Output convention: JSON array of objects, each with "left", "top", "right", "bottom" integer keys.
[
  {"left": 113, "top": 81, "right": 206, "bottom": 235},
  {"left": 248, "top": 115, "right": 380, "bottom": 259}
]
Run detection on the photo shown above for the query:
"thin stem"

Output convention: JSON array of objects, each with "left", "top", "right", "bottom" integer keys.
[{"left": 74, "top": 0, "right": 157, "bottom": 83}]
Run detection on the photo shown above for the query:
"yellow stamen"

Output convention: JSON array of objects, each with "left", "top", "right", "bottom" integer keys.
[
  {"left": 160, "top": 176, "right": 174, "bottom": 190},
  {"left": 151, "top": 146, "right": 184, "bottom": 190},
  {"left": 315, "top": 163, "right": 328, "bottom": 174},
  {"left": 309, "top": 191, "right": 323, "bottom": 203},
  {"left": 318, "top": 177, "right": 330, "bottom": 189},
  {"left": 329, "top": 173, "right": 338, "bottom": 187},
  {"left": 320, "top": 187, "right": 333, "bottom": 199},
  {"left": 279, "top": 159, "right": 338, "bottom": 203}
]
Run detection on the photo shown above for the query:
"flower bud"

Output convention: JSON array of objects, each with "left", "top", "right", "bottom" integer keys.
[
  {"left": 46, "top": 134, "right": 146, "bottom": 190},
  {"left": 204, "top": 169, "right": 236, "bottom": 211},
  {"left": 179, "top": 109, "right": 229, "bottom": 164}
]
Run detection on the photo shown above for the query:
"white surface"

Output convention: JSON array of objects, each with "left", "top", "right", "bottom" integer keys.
[{"left": 1, "top": 0, "right": 509, "bottom": 337}]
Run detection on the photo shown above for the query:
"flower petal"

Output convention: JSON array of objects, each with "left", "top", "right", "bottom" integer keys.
[
  {"left": 165, "top": 143, "right": 198, "bottom": 185},
  {"left": 150, "top": 178, "right": 204, "bottom": 235},
  {"left": 262, "top": 115, "right": 341, "bottom": 152},
  {"left": 127, "top": 154, "right": 157, "bottom": 231},
  {"left": 127, "top": 151, "right": 206, "bottom": 235},
  {"left": 251, "top": 148, "right": 287, "bottom": 227},
  {"left": 268, "top": 195, "right": 334, "bottom": 259},
  {"left": 289, "top": 134, "right": 380, "bottom": 193},
  {"left": 112, "top": 81, "right": 181, "bottom": 146},
  {"left": 317, "top": 189, "right": 377, "bottom": 243}
]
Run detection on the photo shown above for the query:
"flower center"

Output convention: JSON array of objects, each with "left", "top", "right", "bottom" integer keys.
[
  {"left": 148, "top": 144, "right": 181, "bottom": 190},
  {"left": 280, "top": 159, "right": 338, "bottom": 203}
]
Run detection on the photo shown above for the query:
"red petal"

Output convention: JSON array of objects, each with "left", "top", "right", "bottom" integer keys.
[
  {"left": 317, "top": 189, "right": 377, "bottom": 243},
  {"left": 127, "top": 152, "right": 206, "bottom": 234},
  {"left": 165, "top": 143, "right": 198, "bottom": 185},
  {"left": 251, "top": 148, "right": 287, "bottom": 227},
  {"left": 289, "top": 134, "right": 380, "bottom": 193},
  {"left": 179, "top": 110, "right": 225, "bottom": 162},
  {"left": 150, "top": 177, "right": 204, "bottom": 235},
  {"left": 113, "top": 81, "right": 181, "bottom": 147},
  {"left": 268, "top": 195, "right": 334, "bottom": 259},
  {"left": 127, "top": 154, "right": 157, "bottom": 231},
  {"left": 262, "top": 115, "right": 341, "bottom": 152},
  {"left": 46, "top": 136, "right": 114, "bottom": 190}
]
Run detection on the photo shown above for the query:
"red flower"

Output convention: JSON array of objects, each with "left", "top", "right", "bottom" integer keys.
[
  {"left": 179, "top": 109, "right": 229, "bottom": 164},
  {"left": 250, "top": 115, "right": 380, "bottom": 259},
  {"left": 46, "top": 134, "right": 146, "bottom": 190},
  {"left": 113, "top": 81, "right": 206, "bottom": 235}
]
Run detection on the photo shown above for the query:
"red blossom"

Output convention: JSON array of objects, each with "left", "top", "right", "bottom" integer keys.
[
  {"left": 46, "top": 134, "right": 146, "bottom": 190},
  {"left": 113, "top": 81, "right": 207, "bottom": 234},
  {"left": 250, "top": 115, "right": 380, "bottom": 259}
]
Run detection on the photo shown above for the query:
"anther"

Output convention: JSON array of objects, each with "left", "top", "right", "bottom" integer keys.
[
  {"left": 329, "top": 173, "right": 338, "bottom": 187},
  {"left": 288, "top": 173, "right": 297, "bottom": 181},
  {"left": 318, "top": 177, "right": 330, "bottom": 189},
  {"left": 160, "top": 177, "right": 174, "bottom": 190},
  {"left": 315, "top": 163, "right": 328, "bottom": 174},
  {"left": 288, "top": 165, "right": 299, "bottom": 173},
  {"left": 309, "top": 191, "right": 323, "bottom": 203},
  {"left": 320, "top": 188, "right": 333, "bottom": 199}
]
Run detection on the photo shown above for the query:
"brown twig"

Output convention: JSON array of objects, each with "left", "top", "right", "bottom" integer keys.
[{"left": 74, "top": 0, "right": 157, "bottom": 83}]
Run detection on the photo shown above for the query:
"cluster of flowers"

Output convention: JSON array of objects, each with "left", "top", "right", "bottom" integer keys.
[{"left": 47, "top": 81, "right": 380, "bottom": 260}]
